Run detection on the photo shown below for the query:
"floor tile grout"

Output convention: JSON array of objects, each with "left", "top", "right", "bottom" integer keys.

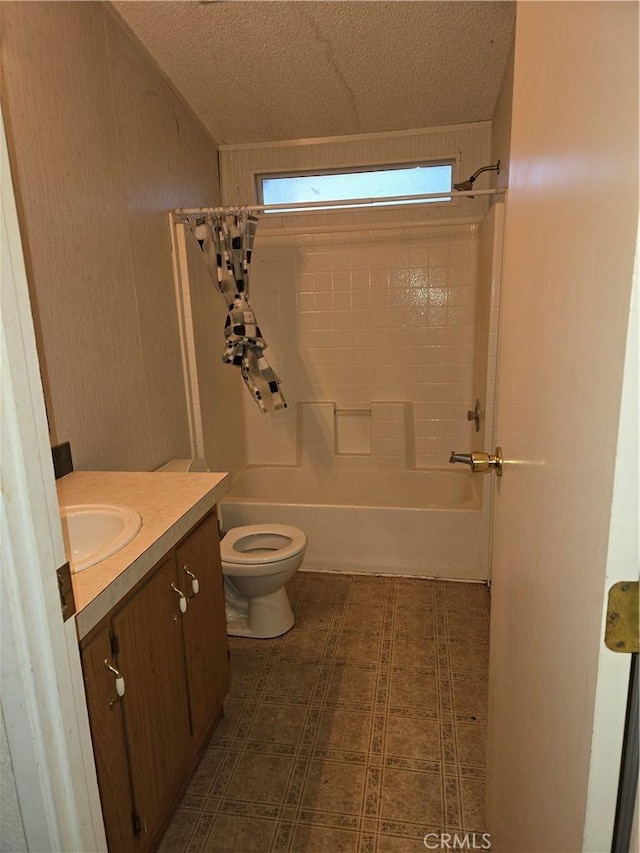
[{"left": 160, "top": 572, "right": 490, "bottom": 853}]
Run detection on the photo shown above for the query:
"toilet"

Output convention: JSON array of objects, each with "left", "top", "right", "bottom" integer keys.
[
  {"left": 221, "top": 523, "right": 307, "bottom": 638},
  {"left": 155, "top": 458, "right": 307, "bottom": 639}
]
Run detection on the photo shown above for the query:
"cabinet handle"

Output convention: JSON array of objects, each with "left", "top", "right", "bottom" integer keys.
[
  {"left": 183, "top": 566, "right": 200, "bottom": 597},
  {"left": 170, "top": 582, "right": 188, "bottom": 614},
  {"left": 104, "top": 659, "right": 125, "bottom": 698}
]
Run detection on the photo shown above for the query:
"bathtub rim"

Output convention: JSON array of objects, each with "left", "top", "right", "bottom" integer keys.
[{"left": 222, "top": 463, "right": 482, "bottom": 512}]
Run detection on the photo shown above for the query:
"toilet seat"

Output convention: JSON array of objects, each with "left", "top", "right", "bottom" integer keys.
[{"left": 221, "top": 524, "right": 307, "bottom": 566}]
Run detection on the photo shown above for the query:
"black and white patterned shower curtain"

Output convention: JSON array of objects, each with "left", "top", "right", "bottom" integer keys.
[{"left": 187, "top": 210, "right": 286, "bottom": 413}]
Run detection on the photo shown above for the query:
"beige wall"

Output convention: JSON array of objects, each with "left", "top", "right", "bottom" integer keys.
[{"left": 0, "top": 1, "right": 221, "bottom": 471}]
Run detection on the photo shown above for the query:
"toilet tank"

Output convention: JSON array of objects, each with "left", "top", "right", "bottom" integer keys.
[{"left": 155, "top": 458, "right": 210, "bottom": 473}]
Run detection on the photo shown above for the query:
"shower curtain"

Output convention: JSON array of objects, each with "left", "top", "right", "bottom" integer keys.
[{"left": 187, "top": 210, "right": 286, "bottom": 413}]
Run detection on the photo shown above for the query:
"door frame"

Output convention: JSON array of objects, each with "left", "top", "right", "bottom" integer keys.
[
  {"left": 0, "top": 104, "right": 106, "bottom": 851},
  {"left": 583, "top": 232, "right": 638, "bottom": 851}
]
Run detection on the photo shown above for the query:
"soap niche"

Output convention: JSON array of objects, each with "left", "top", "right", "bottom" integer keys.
[{"left": 334, "top": 407, "right": 371, "bottom": 455}]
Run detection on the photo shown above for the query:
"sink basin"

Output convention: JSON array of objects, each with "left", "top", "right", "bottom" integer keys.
[{"left": 60, "top": 504, "right": 142, "bottom": 572}]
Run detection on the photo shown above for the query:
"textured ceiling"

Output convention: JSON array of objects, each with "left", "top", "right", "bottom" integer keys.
[{"left": 112, "top": 1, "right": 516, "bottom": 146}]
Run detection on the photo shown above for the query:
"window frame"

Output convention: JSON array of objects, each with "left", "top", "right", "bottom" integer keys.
[{"left": 254, "top": 159, "right": 456, "bottom": 214}]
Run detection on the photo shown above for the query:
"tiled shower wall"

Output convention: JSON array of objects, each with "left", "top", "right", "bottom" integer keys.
[{"left": 241, "top": 221, "right": 480, "bottom": 469}]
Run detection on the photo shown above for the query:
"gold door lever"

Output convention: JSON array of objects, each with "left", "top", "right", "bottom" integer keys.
[{"left": 449, "top": 447, "right": 503, "bottom": 476}]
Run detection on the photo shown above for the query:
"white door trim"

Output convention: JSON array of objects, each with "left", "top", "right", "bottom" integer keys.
[
  {"left": 0, "top": 105, "right": 106, "bottom": 851},
  {"left": 583, "top": 230, "right": 638, "bottom": 851}
]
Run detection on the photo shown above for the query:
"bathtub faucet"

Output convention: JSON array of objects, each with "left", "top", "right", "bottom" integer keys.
[
  {"left": 449, "top": 452, "right": 474, "bottom": 467},
  {"left": 449, "top": 448, "right": 503, "bottom": 476}
]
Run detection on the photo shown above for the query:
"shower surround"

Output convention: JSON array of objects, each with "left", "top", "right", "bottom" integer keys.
[{"left": 171, "top": 201, "right": 504, "bottom": 581}]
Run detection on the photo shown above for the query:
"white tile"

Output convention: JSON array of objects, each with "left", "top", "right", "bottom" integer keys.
[
  {"left": 314, "top": 252, "right": 333, "bottom": 273},
  {"left": 369, "top": 269, "right": 387, "bottom": 290},
  {"left": 332, "top": 251, "right": 352, "bottom": 272},
  {"left": 333, "top": 292, "right": 352, "bottom": 310},
  {"left": 296, "top": 255, "right": 315, "bottom": 276},
  {"left": 297, "top": 292, "right": 316, "bottom": 312},
  {"left": 333, "top": 271, "right": 351, "bottom": 291},
  {"left": 334, "top": 311, "right": 354, "bottom": 330},
  {"left": 314, "top": 272, "right": 333, "bottom": 292},
  {"left": 296, "top": 273, "right": 315, "bottom": 293},
  {"left": 315, "top": 292, "right": 333, "bottom": 311}
]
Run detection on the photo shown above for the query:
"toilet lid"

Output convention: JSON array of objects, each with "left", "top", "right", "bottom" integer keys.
[{"left": 221, "top": 524, "right": 307, "bottom": 565}]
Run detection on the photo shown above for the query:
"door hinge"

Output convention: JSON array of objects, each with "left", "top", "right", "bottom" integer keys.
[
  {"left": 132, "top": 812, "right": 142, "bottom": 835},
  {"left": 56, "top": 562, "right": 76, "bottom": 622},
  {"left": 605, "top": 581, "right": 639, "bottom": 653},
  {"left": 110, "top": 633, "right": 120, "bottom": 655}
]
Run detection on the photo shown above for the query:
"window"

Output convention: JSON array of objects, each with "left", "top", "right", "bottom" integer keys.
[{"left": 257, "top": 162, "right": 453, "bottom": 213}]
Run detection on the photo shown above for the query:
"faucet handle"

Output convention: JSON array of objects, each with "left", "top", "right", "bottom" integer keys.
[
  {"left": 467, "top": 399, "right": 481, "bottom": 432},
  {"left": 449, "top": 448, "right": 503, "bottom": 476}
]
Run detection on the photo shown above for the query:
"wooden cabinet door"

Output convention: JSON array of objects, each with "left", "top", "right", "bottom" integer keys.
[
  {"left": 177, "top": 513, "right": 229, "bottom": 742},
  {"left": 81, "top": 625, "right": 138, "bottom": 853},
  {"left": 112, "top": 556, "right": 191, "bottom": 845}
]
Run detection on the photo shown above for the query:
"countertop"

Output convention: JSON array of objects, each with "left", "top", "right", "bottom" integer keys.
[{"left": 57, "top": 471, "right": 230, "bottom": 639}]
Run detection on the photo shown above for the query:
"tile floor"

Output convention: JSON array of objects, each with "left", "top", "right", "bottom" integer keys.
[{"left": 160, "top": 572, "right": 490, "bottom": 852}]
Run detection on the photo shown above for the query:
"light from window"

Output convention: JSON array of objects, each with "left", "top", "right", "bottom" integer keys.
[{"left": 258, "top": 163, "right": 453, "bottom": 213}]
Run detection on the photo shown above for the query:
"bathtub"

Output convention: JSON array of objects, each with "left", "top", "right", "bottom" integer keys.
[{"left": 220, "top": 466, "right": 490, "bottom": 580}]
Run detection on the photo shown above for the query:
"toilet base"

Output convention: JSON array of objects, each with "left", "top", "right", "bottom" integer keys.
[{"left": 225, "top": 586, "right": 295, "bottom": 639}]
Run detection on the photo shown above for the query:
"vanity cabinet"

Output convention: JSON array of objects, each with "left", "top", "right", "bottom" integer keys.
[
  {"left": 177, "top": 523, "right": 229, "bottom": 745},
  {"left": 81, "top": 624, "right": 137, "bottom": 853},
  {"left": 80, "top": 511, "right": 229, "bottom": 852}
]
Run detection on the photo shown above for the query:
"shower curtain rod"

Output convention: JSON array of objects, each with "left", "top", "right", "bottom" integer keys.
[{"left": 175, "top": 186, "right": 506, "bottom": 216}]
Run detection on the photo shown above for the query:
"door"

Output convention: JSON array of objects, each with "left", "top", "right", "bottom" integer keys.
[
  {"left": 177, "top": 513, "right": 229, "bottom": 743},
  {"left": 113, "top": 556, "right": 191, "bottom": 844},
  {"left": 486, "top": 4, "right": 638, "bottom": 853},
  {"left": 81, "top": 626, "right": 138, "bottom": 853}
]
